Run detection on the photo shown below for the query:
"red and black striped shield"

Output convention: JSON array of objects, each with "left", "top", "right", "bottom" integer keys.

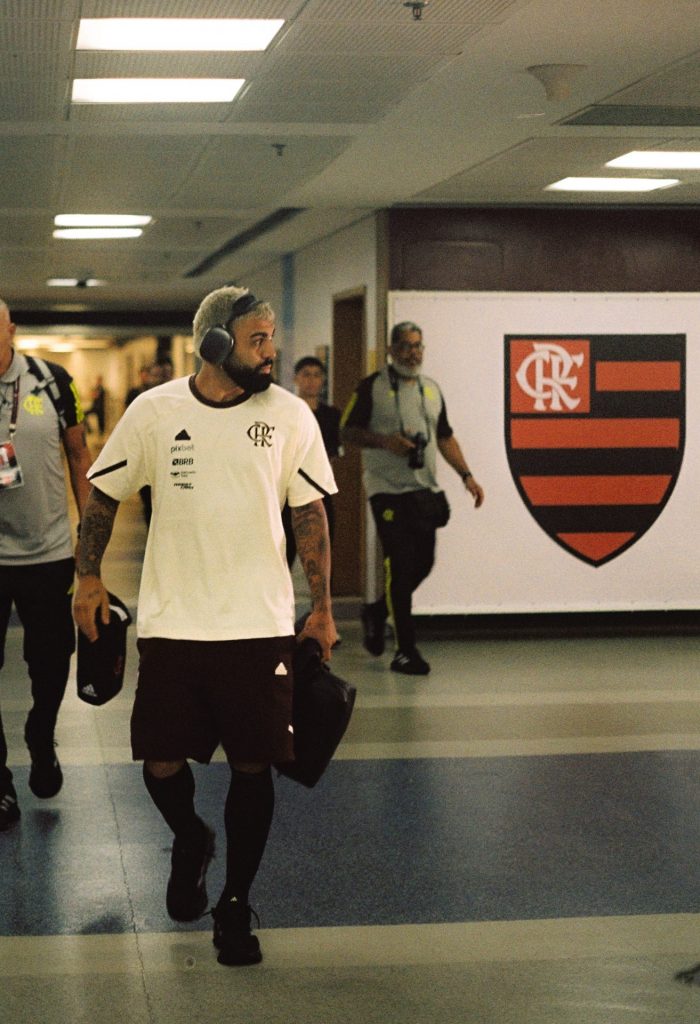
[{"left": 505, "top": 335, "right": 685, "bottom": 567}]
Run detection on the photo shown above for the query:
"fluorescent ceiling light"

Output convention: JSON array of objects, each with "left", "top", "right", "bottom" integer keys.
[
  {"left": 47, "top": 278, "right": 105, "bottom": 287},
  {"left": 606, "top": 150, "right": 700, "bottom": 170},
  {"left": 53, "top": 228, "right": 143, "bottom": 239},
  {"left": 76, "top": 18, "right": 283, "bottom": 51},
  {"left": 545, "top": 176, "right": 679, "bottom": 193},
  {"left": 55, "top": 214, "right": 151, "bottom": 227},
  {"left": 16, "top": 337, "right": 111, "bottom": 352},
  {"left": 72, "top": 79, "right": 245, "bottom": 104},
  {"left": 41, "top": 342, "right": 79, "bottom": 354}
]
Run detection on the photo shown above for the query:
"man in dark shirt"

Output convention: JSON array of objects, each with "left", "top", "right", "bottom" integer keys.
[{"left": 283, "top": 356, "right": 341, "bottom": 568}]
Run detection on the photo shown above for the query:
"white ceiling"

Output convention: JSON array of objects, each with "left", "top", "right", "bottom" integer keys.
[{"left": 3, "top": 0, "right": 700, "bottom": 318}]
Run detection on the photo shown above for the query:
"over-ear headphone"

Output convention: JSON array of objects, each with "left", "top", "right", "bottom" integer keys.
[
  {"left": 199, "top": 292, "right": 260, "bottom": 365},
  {"left": 199, "top": 326, "right": 234, "bottom": 365}
]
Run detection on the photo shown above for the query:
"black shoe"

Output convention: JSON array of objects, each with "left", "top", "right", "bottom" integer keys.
[
  {"left": 361, "top": 602, "right": 386, "bottom": 656},
  {"left": 166, "top": 819, "right": 216, "bottom": 922},
  {"left": 390, "top": 649, "right": 430, "bottom": 676},
  {"left": 0, "top": 787, "right": 20, "bottom": 831},
  {"left": 212, "top": 896, "right": 262, "bottom": 966},
  {"left": 25, "top": 731, "right": 63, "bottom": 799}
]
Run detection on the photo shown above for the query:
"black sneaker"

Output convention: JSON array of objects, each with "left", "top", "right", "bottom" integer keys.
[
  {"left": 0, "top": 787, "right": 20, "bottom": 832},
  {"left": 361, "top": 602, "right": 386, "bottom": 656},
  {"left": 25, "top": 731, "right": 63, "bottom": 799},
  {"left": 166, "top": 818, "right": 216, "bottom": 922},
  {"left": 212, "top": 895, "right": 262, "bottom": 966},
  {"left": 390, "top": 649, "right": 430, "bottom": 676}
]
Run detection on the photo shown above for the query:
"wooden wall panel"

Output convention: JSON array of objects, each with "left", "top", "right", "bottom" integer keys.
[{"left": 388, "top": 208, "right": 700, "bottom": 292}]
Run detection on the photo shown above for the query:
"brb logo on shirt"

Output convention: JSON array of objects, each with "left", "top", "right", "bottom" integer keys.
[{"left": 170, "top": 431, "right": 196, "bottom": 489}]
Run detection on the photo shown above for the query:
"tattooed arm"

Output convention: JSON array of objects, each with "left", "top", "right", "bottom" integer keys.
[
  {"left": 290, "top": 498, "right": 338, "bottom": 659},
  {"left": 72, "top": 485, "right": 120, "bottom": 642},
  {"left": 62, "top": 422, "right": 93, "bottom": 521}
]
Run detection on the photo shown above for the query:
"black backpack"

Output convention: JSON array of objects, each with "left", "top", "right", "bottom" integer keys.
[{"left": 25, "top": 355, "right": 68, "bottom": 433}]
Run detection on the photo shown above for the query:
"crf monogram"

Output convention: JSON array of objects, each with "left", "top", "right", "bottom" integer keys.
[
  {"left": 515, "top": 342, "right": 584, "bottom": 412},
  {"left": 246, "top": 421, "right": 274, "bottom": 447}
]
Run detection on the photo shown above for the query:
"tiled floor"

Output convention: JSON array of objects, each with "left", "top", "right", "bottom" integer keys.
[{"left": 3, "top": 491, "right": 700, "bottom": 1022}]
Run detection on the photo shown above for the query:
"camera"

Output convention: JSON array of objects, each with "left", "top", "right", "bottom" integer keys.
[{"left": 407, "top": 432, "right": 427, "bottom": 470}]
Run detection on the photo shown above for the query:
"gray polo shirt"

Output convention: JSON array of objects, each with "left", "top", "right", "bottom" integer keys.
[
  {"left": 341, "top": 365, "right": 453, "bottom": 498},
  {"left": 0, "top": 353, "right": 82, "bottom": 564}
]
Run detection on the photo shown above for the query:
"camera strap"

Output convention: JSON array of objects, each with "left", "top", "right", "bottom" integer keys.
[{"left": 387, "top": 364, "right": 431, "bottom": 442}]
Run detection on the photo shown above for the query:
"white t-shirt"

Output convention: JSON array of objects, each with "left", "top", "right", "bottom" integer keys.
[{"left": 88, "top": 376, "right": 337, "bottom": 640}]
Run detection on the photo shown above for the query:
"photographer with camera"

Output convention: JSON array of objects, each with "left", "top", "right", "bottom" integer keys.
[{"left": 341, "top": 321, "right": 483, "bottom": 675}]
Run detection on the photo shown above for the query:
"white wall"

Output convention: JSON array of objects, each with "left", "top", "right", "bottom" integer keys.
[
  {"left": 246, "top": 214, "right": 378, "bottom": 398},
  {"left": 293, "top": 215, "right": 378, "bottom": 402}
]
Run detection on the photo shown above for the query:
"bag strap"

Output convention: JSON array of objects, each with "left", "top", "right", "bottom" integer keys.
[{"left": 25, "top": 355, "right": 68, "bottom": 433}]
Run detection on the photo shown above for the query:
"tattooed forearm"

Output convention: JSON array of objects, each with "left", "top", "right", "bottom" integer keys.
[
  {"left": 291, "top": 500, "right": 332, "bottom": 610},
  {"left": 77, "top": 486, "right": 120, "bottom": 577}
]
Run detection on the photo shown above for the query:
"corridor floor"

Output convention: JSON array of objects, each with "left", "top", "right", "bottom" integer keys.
[{"left": 3, "top": 493, "right": 700, "bottom": 1023}]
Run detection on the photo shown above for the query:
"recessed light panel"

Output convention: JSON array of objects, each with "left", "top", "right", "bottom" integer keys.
[
  {"left": 47, "top": 278, "right": 104, "bottom": 287},
  {"left": 71, "top": 79, "right": 245, "bottom": 104},
  {"left": 55, "top": 214, "right": 152, "bottom": 227},
  {"left": 606, "top": 151, "right": 700, "bottom": 169},
  {"left": 76, "top": 18, "right": 284, "bottom": 51},
  {"left": 53, "top": 228, "right": 144, "bottom": 239},
  {"left": 545, "top": 177, "right": 680, "bottom": 193}
]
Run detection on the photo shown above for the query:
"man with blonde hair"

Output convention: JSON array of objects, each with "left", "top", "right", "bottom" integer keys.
[{"left": 74, "top": 286, "right": 337, "bottom": 965}]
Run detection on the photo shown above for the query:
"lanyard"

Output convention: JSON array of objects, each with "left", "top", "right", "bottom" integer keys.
[
  {"left": 387, "top": 364, "right": 431, "bottom": 442},
  {"left": 5, "top": 377, "right": 20, "bottom": 440}
]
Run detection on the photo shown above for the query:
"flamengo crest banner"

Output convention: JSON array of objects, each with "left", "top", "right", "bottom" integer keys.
[{"left": 505, "top": 335, "right": 685, "bottom": 567}]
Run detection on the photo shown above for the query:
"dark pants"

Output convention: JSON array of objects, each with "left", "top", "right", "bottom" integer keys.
[
  {"left": 369, "top": 493, "right": 436, "bottom": 653},
  {"left": 282, "top": 496, "right": 335, "bottom": 570},
  {"left": 0, "top": 558, "right": 76, "bottom": 789}
]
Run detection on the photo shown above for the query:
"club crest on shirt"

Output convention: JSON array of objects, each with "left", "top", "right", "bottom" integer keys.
[
  {"left": 247, "top": 421, "right": 274, "bottom": 447},
  {"left": 23, "top": 393, "right": 45, "bottom": 416},
  {"left": 505, "top": 334, "right": 685, "bottom": 567}
]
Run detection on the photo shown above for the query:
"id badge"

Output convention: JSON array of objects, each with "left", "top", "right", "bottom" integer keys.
[{"left": 0, "top": 440, "right": 24, "bottom": 490}]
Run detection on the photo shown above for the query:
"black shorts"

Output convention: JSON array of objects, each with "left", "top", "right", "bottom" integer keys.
[{"left": 131, "top": 636, "right": 295, "bottom": 764}]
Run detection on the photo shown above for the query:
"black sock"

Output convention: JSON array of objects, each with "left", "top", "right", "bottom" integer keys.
[
  {"left": 223, "top": 767, "right": 275, "bottom": 904},
  {"left": 142, "top": 762, "right": 200, "bottom": 841}
]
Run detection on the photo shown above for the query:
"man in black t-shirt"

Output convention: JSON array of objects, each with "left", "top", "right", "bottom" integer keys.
[{"left": 283, "top": 356, "right": 341, "bottom": 570}]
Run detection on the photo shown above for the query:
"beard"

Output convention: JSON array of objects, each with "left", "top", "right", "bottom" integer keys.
[
  {"left": 222, "top": 355, "right": 273, "bottom": 393},
  {"left": 391, "top": 360, "right": 420, "bottom": 378}
]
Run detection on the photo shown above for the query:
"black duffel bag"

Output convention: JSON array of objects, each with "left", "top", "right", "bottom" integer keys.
[{"left": 276, "top": 638, "right": 356, "bottom": 788}]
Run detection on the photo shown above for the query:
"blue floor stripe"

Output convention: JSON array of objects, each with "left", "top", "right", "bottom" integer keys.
[{"left": 3, "top": 751, "right": 700, "bottom": 936}]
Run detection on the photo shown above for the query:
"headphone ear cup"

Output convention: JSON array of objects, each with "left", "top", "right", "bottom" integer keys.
[{"left": 199, "top": 326, "right": 234, "bottom": 365}]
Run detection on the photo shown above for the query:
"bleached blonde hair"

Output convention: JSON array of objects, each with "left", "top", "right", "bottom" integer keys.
[{"left": 192, "top": 285, "right": 275, "bottom": 354}]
